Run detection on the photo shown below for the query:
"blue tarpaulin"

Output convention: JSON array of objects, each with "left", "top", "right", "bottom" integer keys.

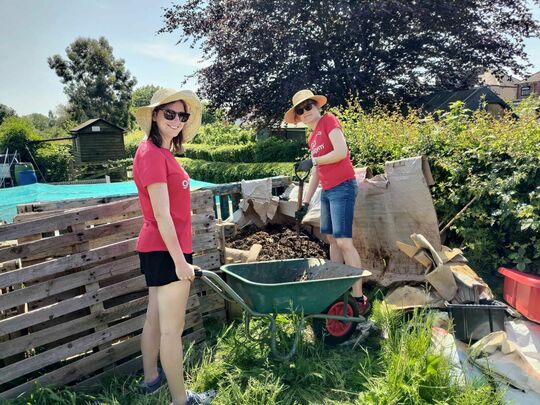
[{"left": 0, "top": 179, "right": 215, "bottom": 223}]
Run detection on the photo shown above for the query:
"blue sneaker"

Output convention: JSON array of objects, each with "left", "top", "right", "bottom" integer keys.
[
  {"left": 140, "top": 367, "right": 166, "bottom": 394},
  {"left": 186, "top": 389, "right": 216, "bottom": 404}
]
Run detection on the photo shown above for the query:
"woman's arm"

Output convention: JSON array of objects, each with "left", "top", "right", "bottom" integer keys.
[
  {"left": 313, "top": 128, "right": 348, "bottom": 165},
  {"left": 303, "top": 169, "right": 320, "bottom": 204},
  {"left": 147, "top": 182, "right": 193, "bottom": 280}
]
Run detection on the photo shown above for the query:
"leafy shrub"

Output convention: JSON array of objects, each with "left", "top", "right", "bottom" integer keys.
[
  {"left": 184, "top": 138, "right": 306, "bottom": 163},
  {"left": 334, "top": 99, "right": 540, "bottom": 279},
  {"left": 124, "top": 129, "right": 145, "bottom": 157},
  {"left": 177, "top": 157, "right": 294, "bottom": 183},
  {"left": 34, "top": 144, "right": 72, "bottom": 182},
  {"left": 191, "top": 120, "right": 255, "bottom": 145},
  {"left": 0, "top": 116, "right": 43, "bottom": 161}
]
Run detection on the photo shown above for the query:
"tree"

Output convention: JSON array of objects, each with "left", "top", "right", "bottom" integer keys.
[
  {"left": 48, "top": 37, "right": 137, "bottom": 128},
  {"left": 23, "top": 113, "right": 50, "bottom": 131},
  {"left": 0, "top": 116, "right": 42, "bottom": 159},
  {"left": 0, "top": 103, "right": 16, "bottom": 126},
  {"left": 131, "top": 85, "right": 162, "bottom": 108},
  {"left": 160, "top": 0, "right": 540, "bottom": 124}
]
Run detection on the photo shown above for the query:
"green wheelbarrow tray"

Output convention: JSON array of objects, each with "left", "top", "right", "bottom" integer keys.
[
  {"left": 194, "top": 258, "right": 372, "bottom": 361},
  {"left": 221, "top": 258, "right": 371, "bottom": 314}
]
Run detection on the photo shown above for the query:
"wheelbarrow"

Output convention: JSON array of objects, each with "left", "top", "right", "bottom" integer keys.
[{"left": 195, "top": 258, "right": 372, "bottom": 361}]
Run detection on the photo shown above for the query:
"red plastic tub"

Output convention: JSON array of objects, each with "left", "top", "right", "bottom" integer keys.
[{"left": 498, "top": 267, "right": 540, "bottom": 324}]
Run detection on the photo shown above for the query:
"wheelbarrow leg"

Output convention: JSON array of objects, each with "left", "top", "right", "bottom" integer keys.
[{"left": 268, "top": 315, "right": 306, "bottom": 362}]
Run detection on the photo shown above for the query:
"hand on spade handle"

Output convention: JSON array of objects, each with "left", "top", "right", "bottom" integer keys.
[
  {"left": 294, "top": 159, "right": 314, "bottom": 173},
  {"left": 295, "top": 202, "right": 310, "bottom": 222}
]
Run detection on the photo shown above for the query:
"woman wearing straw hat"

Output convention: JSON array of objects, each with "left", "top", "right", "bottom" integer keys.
[
  {"left": 134, "top": 88, "right": 215, "bottom": 404},
  {"left": 284, "top": 89, "right": 369, "bottom": 315}
]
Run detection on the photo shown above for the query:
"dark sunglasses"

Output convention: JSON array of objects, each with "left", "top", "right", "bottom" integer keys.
[
  {"left": 295, "top": 100, "right": 316, "bottom": 116},
  {"left": 160, "top": 108, "right": 190, "bottom": 122}
]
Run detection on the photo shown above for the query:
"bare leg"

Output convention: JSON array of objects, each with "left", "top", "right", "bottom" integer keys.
[
  {"left": 326, "top": 234, "right": 344, "bottom": 264},
  {"left": 336, "top": 237, "right": 363, "bottom": 297},
  {"left": 157, "top": 280, "right": 191, "bottom": 405},
  {"left": 142, "top": 287, "right": 160, "bottom": 382}
]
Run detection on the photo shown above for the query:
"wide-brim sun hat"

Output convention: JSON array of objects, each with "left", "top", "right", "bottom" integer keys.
[
  {"left": 136, "top": 88, "right": 202, "bottom": 143},
  {"left": 284, "top": 89, "right": 327, "bottom": 124}
]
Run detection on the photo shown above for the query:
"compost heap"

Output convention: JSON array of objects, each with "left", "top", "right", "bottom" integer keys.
[{"left": 227, "top": 224, "right": 329, "bottom": 261}]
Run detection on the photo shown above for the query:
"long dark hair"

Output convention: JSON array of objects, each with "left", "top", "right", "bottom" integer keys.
[{"left": 149, "top": 99, "right": 188, "bottom": 154}]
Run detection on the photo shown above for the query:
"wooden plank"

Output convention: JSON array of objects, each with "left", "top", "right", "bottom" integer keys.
[
  {"left": 0, "top": 198, "right": 140, "bottom": 241},
  {"left": 0, "top": 292, "right": 201, "bottom": 359},
  {"left": 12, "top": 210, "right": 65, "bottom": 222},
  {"left": 16, "top": 195, "right": 133, "bottom": 213},
  {"left": 0, "top": 333, "right": 143, "bottom": 400},
  {"left": 74, "top": 327, "right": 206, "bottom": 390},
  {"left": 0, "top": 314, "right": 147, "bottom": 384},
  {"left": 0, "top": 295, "right": 148, "bottom": 359},
  {"left": 0, "top": 217, "right": 142, "bottom": 263},
  {"left": 202, "top": 308, "right": 227, "bottom": 322},
  {"left": 199, "top": 292, "right": 226, "bottom": 314},
  {"left": 0, "top": 239, "right": 137, "bottom": 289},
  {"left": 0, "top": 255, "right": 139, "bottom": 312},
  {"left": 193, "top": 250, "right": 220, "bottom": 270},
  {"left": 0, "top": 316, "right": 206, "bottom": 400},
  {"left": 0, "top": 276, "right": 146, "bottom": 336}
]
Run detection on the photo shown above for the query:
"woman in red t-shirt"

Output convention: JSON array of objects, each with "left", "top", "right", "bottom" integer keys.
[
  {"left": 133, "top": 88, "right": 214, "bottom": 405},
  {"left": 284, "top": 89, "right": 369, "bottom": 315}
]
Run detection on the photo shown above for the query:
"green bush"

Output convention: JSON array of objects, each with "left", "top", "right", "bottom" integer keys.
[
  {"left": 0, "top": 116, "right": 43, "bottom": 161},
  {"left": 192, "top": 120, "right": 255, "bottom": 145},
  {"left": 177, "top": 158, "right": 294, "bottom": 183},
  {"left": 34, "top": 144, "right": 72, "bottom": 182},
  {"left": 124, "top": 129, "right": 145, "bottom": 157},
  {"left": 334, "top": 99, "right": 540, "bottom": 280},
  {"left": 184, "top": 138, "right": 306, "bottom": 163},
  {"left": 0, "top": 116, "right": 73, "bottom": 182}
]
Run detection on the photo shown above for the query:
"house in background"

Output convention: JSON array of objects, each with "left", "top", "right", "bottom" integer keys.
[
  {"left": 478, "top": 71, "right": 519, "bottom": 101},
  {"left": 412, "top": 86, "right": 513, "bottom": 118},
  {"left": 515, "top": 71, "right": 540, "bottom": 102}
]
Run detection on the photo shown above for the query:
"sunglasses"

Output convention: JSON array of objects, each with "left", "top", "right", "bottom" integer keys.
[
  {"left": 160, "top": 108, "right": 190, "bottom": 122},
  {"left": 295, "top": 100, "right": 316, "bottom": 116}
]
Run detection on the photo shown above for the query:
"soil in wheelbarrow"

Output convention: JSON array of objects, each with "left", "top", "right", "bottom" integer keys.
[{"left": 227, "top": 224, "right": 329, "bottom": 261}]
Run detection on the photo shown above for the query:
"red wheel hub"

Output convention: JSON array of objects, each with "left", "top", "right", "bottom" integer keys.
[{"left": 326, "top": 302, "right": 354, "bottom": 336}]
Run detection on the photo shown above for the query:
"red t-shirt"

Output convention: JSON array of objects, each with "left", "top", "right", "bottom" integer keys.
[
  {"left": 308, "top": 113, "right": 355, "bottom": 190},
  {"left": 133, "top": 139, "right": 192, "bottom": 253}
]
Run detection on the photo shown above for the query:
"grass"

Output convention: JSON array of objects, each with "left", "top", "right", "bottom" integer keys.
[{"left": 4, "top": 305, "right": 505, "bottom": 405}]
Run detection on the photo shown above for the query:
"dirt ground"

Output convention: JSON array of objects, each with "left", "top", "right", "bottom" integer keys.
[{"left": 227, "top": 224, "right": 329, "bottom": 261}]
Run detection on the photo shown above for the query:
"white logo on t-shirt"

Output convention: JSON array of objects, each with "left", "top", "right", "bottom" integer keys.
[{"left": 182, "top": 179, "right": 189, "bottom": 189}]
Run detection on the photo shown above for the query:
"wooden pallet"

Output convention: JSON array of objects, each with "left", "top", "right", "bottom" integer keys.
[{"left": 0, "top": 189, "right": 224, "bottom": 400}]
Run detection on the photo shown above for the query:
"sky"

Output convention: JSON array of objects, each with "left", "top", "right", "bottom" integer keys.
[{"left": 1, "top": 0, "right": 540, "bottom": 116}]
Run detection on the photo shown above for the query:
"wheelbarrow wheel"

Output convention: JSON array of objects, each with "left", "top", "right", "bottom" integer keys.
[{"left": 312, "top": 295, "right": 359, "bottom": 346}]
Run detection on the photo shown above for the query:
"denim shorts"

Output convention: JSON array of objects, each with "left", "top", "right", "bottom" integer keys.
[{"left": 320, "top": 179, "right": 358, "bottom": 238}]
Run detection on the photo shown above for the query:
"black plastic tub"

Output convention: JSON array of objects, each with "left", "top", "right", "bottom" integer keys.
[{"left": 445, "top": 300, "right": 506, "bottom": 342}]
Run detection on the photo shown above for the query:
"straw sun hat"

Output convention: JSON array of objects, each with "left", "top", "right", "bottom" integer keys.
[
  {"left": 135, "top": 88, "right": 202, "bottom": 143},
  {"left": 284, "top": 89, "right": 327, "bottom": 124}
]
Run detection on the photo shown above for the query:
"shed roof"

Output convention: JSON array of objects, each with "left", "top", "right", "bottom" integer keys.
[
  {"left": 412, "top": 86, "right": 512, "bottom": 114},
  {"left": 70, "top": 118, "right": 125, "bottom": 133}
]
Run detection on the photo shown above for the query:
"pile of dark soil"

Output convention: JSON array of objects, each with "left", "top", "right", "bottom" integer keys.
[{"left": 227, "top": 224, "right": 329, "bottom": 261}]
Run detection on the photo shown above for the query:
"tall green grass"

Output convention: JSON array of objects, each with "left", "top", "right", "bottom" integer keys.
[{"left": 7, "top": 305, "right": 505, "bottom": 405}]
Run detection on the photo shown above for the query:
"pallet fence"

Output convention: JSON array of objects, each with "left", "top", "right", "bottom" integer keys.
[
  {"left": 0, "top": 189, "right": 221, "bottom": 399},
  {"left": 0, "top": 176, "right": 291, "bottom": 399}
]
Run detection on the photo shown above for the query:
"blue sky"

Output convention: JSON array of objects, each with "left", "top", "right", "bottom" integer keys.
[{"left": 1, "top": 0, "right": 540, "bottom": 116}]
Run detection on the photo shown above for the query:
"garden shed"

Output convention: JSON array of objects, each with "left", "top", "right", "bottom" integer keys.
[{"left": 70, "top": 118, "right": 126, "bottom": 163}]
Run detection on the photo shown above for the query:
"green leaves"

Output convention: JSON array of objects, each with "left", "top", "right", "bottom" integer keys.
[
  {"left": 334, "top": 100, "right": 539, "bottom": 279},
  {"left": 48, "top": 37, "right": 137, "bottom": 128}
]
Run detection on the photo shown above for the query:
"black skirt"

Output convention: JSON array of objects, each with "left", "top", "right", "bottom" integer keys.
[{"left": 139, "top": 251, "right": 193, "bottom": 287}]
